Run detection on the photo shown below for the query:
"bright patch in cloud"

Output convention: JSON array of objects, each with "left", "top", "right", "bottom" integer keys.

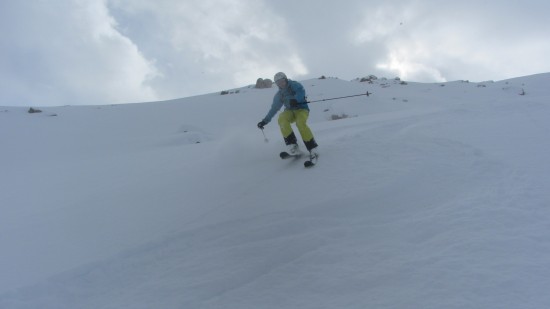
[{"left": 376, "top": 47, "right": 446, "bottom": 82}]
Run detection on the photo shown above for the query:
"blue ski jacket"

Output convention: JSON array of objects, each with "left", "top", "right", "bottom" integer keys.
[{"left": 262, "top": 79, "right": 309, "bottom": 124}]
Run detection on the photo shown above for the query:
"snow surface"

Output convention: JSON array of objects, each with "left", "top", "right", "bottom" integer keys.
[{"left": 1, "top": 74, "right": 550, "bottom": 308}]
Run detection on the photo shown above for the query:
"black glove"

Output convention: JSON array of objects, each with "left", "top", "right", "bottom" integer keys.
[
  {"left": 257, "top": 120, "right": 267, "bottom": 129},
  {"left": 289, "top": 99, "right": 298, "bottom": 107}
]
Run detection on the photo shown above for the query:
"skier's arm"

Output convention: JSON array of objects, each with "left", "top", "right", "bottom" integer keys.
[{"left": 262, "top": 94, "right": 283, "bottom": 124}]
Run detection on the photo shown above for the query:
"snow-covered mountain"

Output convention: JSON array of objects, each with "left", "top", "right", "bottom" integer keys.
[{"left": 1, "top": 73, "right": 550, "bottom": 308}]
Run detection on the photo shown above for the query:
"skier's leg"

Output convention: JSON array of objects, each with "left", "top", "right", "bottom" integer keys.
[
  {"left": 278, "top": 110, "right": 297, "bottom": 145},
  {"left": 294, "top": 110, "right": 313, "bottom": 140},
  {"left": 295, "top": 110, "right": 318, "bottom": 151}
]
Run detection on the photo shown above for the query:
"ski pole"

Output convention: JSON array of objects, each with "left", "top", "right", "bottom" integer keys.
[
  {"left": 306, "top": 91, "right": 372, "bottom": 104},
  {"left": 260, "top": 128, "right": 269, "bottom": 143}
]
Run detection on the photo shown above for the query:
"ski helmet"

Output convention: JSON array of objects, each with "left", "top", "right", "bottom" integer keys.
[{"left": 274, "top": 72, "right": 287, "bottom": 82}]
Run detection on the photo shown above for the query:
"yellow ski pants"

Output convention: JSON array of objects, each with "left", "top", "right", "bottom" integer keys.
[{"left": 277, "top": 109, "right": 314, "bottom": 142}]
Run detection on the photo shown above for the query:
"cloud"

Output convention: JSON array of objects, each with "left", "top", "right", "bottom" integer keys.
[
  {"left": 0, "top": 0, "right": 158, "bottom": 106},
  {"left": 1, "top": 0, "right": 549, "bottom": 106},
  {"left": 109, "top": 0, "right": 308, "bottom": 99},
  {"left": 350, "top": 1, "right": 550, "bottom": 82},
  {"left": 352, "top": 3, "right": 414, "bottom": 44}
]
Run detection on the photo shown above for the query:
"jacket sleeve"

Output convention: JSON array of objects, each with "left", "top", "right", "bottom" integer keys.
[{"left": 263, "top": 92, "right": 283, "bottom": 124}]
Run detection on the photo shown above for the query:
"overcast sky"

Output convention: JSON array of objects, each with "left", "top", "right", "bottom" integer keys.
[{"left": 1, "top": 0, "right": 549, "bottom": 106}]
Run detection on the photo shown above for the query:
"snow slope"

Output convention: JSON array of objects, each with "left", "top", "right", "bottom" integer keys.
[{"left": 1, "top": 74, "right": 550, "bottom": 308}]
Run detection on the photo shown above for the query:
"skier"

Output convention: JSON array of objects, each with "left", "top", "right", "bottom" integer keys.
[{"left": 257, "top": 72, "right": 318, "bottom": 157}]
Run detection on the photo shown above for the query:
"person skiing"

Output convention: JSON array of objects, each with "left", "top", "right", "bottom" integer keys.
[{"left": 257, "top": 72, "right": 318, "bottom": 156}]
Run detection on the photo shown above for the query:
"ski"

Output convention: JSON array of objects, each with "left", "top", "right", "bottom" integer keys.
[{"left": 280, "top": 151, "right": 318, "bottom": 168}]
